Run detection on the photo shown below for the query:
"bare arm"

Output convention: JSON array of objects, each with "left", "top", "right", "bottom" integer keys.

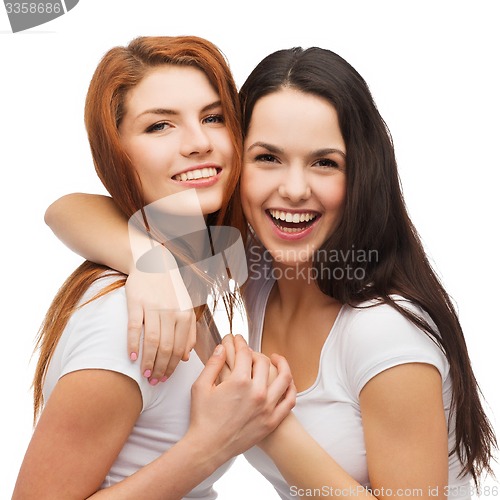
[
  {"left": 45, "top": 193, "right": 133, "bottom": 273},
  {"left": 259, "top": 362, "right": 448, "bottom": 499},
  {"left": 13, "top": 339, "right": 296, "bottom": 500},
  {"left": 13, "top": 369, "right": 143, "bottom": 499},
  {"left": 45, "top": 193, "right": 196, "bottom": 382}
]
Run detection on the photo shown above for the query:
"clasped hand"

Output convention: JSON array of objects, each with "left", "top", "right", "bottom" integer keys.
[{"left": 188, "top": 334, "right": 297, "bottom": 460}]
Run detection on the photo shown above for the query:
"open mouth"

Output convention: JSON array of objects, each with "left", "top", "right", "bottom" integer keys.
[
  {"left": 173, "top": 167, "right": 220, "bottom": 182},
  {"left": 267, "top": 209, "right": 320, "bottom": 233}
]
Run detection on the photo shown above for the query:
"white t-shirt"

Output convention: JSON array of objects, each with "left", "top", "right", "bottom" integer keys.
[
  {"left": 43, "top": 274, "right": 234, "bottom": 498},
  {"left": 242, "top": 270, "right": 473, "bottom": 500}
]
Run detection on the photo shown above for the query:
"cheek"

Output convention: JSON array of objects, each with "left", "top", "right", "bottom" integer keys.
[
  {"left": 126, "top": 141, "right": 161, "bottom": 175},
  {"left": 240, "top": 167, "right": 260, "bottom": 217},
  {"left": 322, "top": 178, "right": 347, "bottom": 213},
  {"left": 216, "top": 130, "right": 235, "bottom": 163}
]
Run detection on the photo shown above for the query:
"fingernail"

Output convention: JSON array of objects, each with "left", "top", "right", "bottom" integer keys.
[
  {"left": 144, "top": 369, "right": 152, "bottom": 378},
  {"left": 214, "top": 345, "right": 224, "bottom": 356},
  {"left": 160, "top": 376, "right": 168, "bottom": 383},
  {"left": 149, "top": 378, "right": 159, "bottom": 386},
  {"left": 130, "top": 352, "right": 138, "bottom": 361}
]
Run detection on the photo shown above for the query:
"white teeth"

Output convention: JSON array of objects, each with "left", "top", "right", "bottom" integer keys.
[
  {"left": 268, "top": 209, "right": 317, "bottom": 224},
  {"left": 174, "top": 167, "right": 217, "bottom": 181},
  {"left": 279, "top": 226, "right": 303, "bottom": 233}
]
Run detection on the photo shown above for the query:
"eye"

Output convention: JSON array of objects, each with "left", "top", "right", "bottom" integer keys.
[
  {"left": 146, "top": 121, "right": 170, "bottom": 133},
  {"left": 255, "top": 154, "right": 279, "bottom": 164},
  {"left": 203, "top": 114, "right": 225, "bottom": 125},
  {"left": 314, "top": 158, "right": 340, "bottom": 169}
]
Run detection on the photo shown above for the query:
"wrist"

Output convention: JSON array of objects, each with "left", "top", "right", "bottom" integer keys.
[
  {"left": 181, "top": 428, "right": 233, "bottom": 473},
  {"left": 258, "top": 413, "right": 296, "bottom": 456}
]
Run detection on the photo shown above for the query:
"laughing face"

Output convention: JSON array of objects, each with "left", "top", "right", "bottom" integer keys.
[
  {"left": 119, "top": 65, "right": 233, "bottom": 214},
  {"left": 241, "top": 88, "right": 346, "bottom": 266}
]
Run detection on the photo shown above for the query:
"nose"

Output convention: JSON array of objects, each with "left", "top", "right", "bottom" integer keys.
[
  {"left": 180, "top": 123, "right": 212, "bottom": 157},
  {"left": 278, "top": 164, "right": 311, "bottom": 202}
]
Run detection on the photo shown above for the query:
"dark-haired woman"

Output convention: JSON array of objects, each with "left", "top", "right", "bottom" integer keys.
[{"left": 45, "top": 45, "right": 496, "bottom": 498}]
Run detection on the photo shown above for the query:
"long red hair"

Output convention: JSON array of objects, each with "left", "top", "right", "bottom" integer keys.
[{"left": 33, "top": 36, "right": 243, "bottom": 421}]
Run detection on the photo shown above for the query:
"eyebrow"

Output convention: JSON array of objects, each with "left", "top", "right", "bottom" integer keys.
[
  {"left": 136, "top": 100, "right": 223, "bottom": 120},
  {"left": 246, "top": 142, "right": 284, "bottom": 154},
  {"left": 247, "top": 141, "right": 346, "bottom": 159}
]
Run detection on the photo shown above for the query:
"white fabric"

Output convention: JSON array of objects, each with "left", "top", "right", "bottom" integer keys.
[
  {"left": 43, "top": 274, "right": 233, "bottom": 498},
  {"left": 242, "top": 270, "right": 472, "bottom": 500}
]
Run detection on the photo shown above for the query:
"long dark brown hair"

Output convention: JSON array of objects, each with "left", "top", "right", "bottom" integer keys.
[
  {"left": 239, "top": 47, "right": 497, "bottom": 485},
  {"left": 33, "top": 36, "right": 243, "bottom": 421}
]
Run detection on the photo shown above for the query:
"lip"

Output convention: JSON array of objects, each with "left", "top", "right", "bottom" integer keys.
[
  {"left": 171, "top": 163, "right": 223, "bottom": 188},
  {"left": 265, "top": 208, "right": 322, "bottom": 241}
]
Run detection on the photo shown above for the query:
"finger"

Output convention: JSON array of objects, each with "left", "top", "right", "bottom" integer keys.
[
  {"left": 127, "top": 303, "right": 144, "bottom": 362},
  {"left": 266, "top": 354, "right": 294, "bottom": 403},
  {"left": 141, "top": 309, "right": 161, "bottom": 379},
  {"left": 194, "top": 345, "right": 226, "bottom": 389},
  {"left": 148, "top": 311, "right": 174, "bottom": 383},
  {"left": 222, "top": 334, "right": 236, "bottom": 370},
  {"left": 233, "top": 334, "right": 249, "bottom": 350},
  {"left": 249, "top": 352, "right": 271, "bottom": 391},
  {"left": 231, "top": 338, "right": 254, "bottom": 379},
  {"left": 271, "top": 380, "right": 297, "bottom": 424},
  {"left": 181, "top": 312, "right": 197, "bottom": 362},
  {"left": 218, "top": 363, "right": 232, "bottom": 383},
  {"left": 164, "top": 317, "right": 187, "bottom": 380}
]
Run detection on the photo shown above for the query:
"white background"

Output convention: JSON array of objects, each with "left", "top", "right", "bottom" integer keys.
[{"left": 1, "top": 1, "right": 499, "bottom": 498}]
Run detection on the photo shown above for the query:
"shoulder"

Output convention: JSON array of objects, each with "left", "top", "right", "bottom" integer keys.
[
  {"left": 337, "top": 297, "right": 449, "bottom": 397},
  {"left": 47, "top": 273, "right": 155, "bottom": 407},
  {"left": 344, "top": 296, "right": 436, "bottom": 342},
  {"left": 69, "top": 272, "right": 128, "bottom": 331}
]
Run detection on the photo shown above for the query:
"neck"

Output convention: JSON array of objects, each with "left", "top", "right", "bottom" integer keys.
[{"left": 270, "top": 260, "right": 338, "bottom": 317}]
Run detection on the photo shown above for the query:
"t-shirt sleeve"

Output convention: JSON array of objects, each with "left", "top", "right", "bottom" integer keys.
[
  {"left": 341, "top": 301, "right": 449, "bottom": 398},
  {"left": 57, "top": 282, "right": 155, "bottom": 410}
]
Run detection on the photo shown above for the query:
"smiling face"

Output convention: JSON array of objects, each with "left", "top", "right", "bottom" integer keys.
[
  {"left": 118, "top": 65, "right": 234, "bottom": 213},
  {"left": 241, "top": 88, "right": 347, "bottom": 265}
]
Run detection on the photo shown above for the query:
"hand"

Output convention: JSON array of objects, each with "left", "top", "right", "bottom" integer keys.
[
  {"left": 125, "top": 267, "right": 196, "bottom": 384},
  {"left": 219, "top": 334, "right": 280, "bottom": 385},
  {"left": 188, "top": 335, "right": 296, "bottom": 461},
  {"left": 257, "top": 354, "right": 300, "bottom": 455}
]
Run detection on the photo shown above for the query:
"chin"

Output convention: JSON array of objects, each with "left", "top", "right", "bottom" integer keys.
[{"left": 197, "top": 193, "right": 225, "bottom": 217}]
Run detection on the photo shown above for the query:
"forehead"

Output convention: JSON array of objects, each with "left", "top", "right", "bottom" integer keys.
[
  {"left": 124, "top": 65, "right": 219, "bottom": 113},
  {"left": 247, "top": 88, "right": 344, "bottom": 149}
]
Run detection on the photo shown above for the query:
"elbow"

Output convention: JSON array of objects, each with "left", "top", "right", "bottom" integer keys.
[
  {"left": 44, "top": 196, "right": 66, "bottom": 229},
  {"left": 44, "top": 193, "right": 80, "bottom": 230},
  {"left": 44, "top": 200, "right": 57, "bottom": 228},
  {"left": 44, "top": 199, "right": 59, "bottom": 229}
]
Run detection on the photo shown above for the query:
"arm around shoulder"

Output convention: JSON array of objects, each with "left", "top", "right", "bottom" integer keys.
[{"left": 45, "top": 193, "right": 133, "bottom": 273}]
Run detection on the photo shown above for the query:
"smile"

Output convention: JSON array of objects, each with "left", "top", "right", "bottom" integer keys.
[
  {"left": 173, "top": 166, "right": 219, "bottom": 182},
  {"left": 267, "top": 209, "right": 320, "bottom": 234}
]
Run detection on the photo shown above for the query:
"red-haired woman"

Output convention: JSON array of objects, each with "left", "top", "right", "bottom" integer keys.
[{"left": 13, "top": 36, "right": 295, "bottom": 500}]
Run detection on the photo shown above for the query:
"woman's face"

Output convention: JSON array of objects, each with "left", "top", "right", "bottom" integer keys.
[
  {"left": 241, "top": 88, "right": 346, "bottom": 265},
  {"left": 119, "top": 65, "right": 233, "bottom": 213}
]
